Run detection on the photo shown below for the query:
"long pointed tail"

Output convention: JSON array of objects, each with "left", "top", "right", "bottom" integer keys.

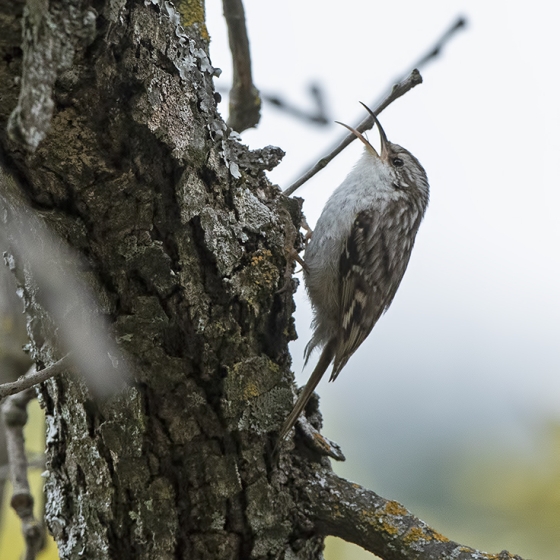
[{"left": 277, "top": 338, "right": 336, "bottom": 443}]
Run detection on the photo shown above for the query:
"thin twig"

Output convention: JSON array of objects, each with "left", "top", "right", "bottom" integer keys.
[
  {"left": 216, "top": 82, "right": 331, "bottom": 126},
  {"left": 283, "top": 69, "right": 422, "bottom": 196},
  {"left": 414, "top": 16, "right": 467, "bottom": 69},
  {"left": 284, "top": 16, "right": 467, "bottom": 196},
  {"left": 0, "top": 355, "right": 70, "bottom": 401},
  {"left": 2, "top": 388, "right": 44, "bottom": 560},
  {"left": 223, "top": 0, "right": 261, "bottom": 132},
  {"left": 266, "top": 82, "right": 330, "bottom": 125}
]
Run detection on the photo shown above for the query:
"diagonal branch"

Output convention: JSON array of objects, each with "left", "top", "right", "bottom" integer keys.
[
  {"left": 283, "top": 69, "right": 422, "bottom": 196},
  {"left": 414, "top": 16, "right": 466, "bottom": 69},
  {"left": 306, "top": 468, "right": 525, "bottom": 560},
  {"left": 0, "top": 356, "right": 70, "bottom": 401},
  {"left": 284, "top": 16, "right": 467, "bottom": 196},
  {"left": 1, "top": 165, "right": 131, "bottom": 398}
]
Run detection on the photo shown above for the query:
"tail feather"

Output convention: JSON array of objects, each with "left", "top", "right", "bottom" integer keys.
[
  {"left": 277, "top": 338, "right": 336, "bottom": 443},
  {"left": 303, "top": 329, "right": 319, "bottom": 366}
]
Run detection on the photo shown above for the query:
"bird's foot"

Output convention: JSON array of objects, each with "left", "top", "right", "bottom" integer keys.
[
  {"left": 301, "top": 217, "right": 313, "bottom": 247},
  {"left": 296, "top": 416, "right": 345, "bottom": 461},
  {"left": 277, "top": 248, "right": 309, "bottom": 294}
]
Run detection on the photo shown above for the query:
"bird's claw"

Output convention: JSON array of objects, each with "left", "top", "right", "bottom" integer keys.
[
  {"left": 296, "top": 415, "right": 346, "bottom": 461},
  {"left": 277, "top": 248, "right": 309, "bottom": 294},
  {"left": 301, "top": 217, "right": 313, "bottom": 247}
]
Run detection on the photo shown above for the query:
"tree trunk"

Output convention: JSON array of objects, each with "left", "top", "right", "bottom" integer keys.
[{"left": 0, "top": 0, "right": 318, "bottom": 558}]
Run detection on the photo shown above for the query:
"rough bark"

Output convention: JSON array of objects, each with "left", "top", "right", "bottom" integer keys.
[{"left": 0, "top": 0, "right": 313, "bottom": 558}]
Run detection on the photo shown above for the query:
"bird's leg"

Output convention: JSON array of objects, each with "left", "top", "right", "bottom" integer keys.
[
  {"left": 291, "top": 249, "right": 309, "bottom": 273},
  {"left": 301, "top": 216, "right": 313, "bottom": 247},
  {"left": 277, "top": 248, "right": 309, "bottom": 294},
  {"left": 286, "top": 216, "right": 314, "bottom": 275},
  {"left": 275, "top": 198, "right": 311, "bottom": 293},
  {"left": 290, "top": 216, "right": 313, "bottom": 275}
]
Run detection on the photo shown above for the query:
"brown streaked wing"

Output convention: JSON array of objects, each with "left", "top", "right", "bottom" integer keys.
[
  {"left": 331, "top": 209, "right": 388, "bottom": 380},
  {"left": 331, "top": 200, "right": 424, "bottom": 381}
]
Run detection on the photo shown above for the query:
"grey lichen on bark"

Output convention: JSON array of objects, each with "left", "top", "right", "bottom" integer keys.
[{"left": 0, "top": 0, "right": 317, "bottom": 556}]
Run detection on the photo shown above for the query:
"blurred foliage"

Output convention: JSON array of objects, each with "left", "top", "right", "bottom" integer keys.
[
  {"left": 325, "top": 536, "right": 380, "bottom": 559},
  {"left": 325, "top": 421, "right": 560, "bottom": 560},
  {"left": 448, "top": 420, "right": 560, "bottom": 559},
  {"left": 0, "top": 400, "right": 59, "bottom": 560}
]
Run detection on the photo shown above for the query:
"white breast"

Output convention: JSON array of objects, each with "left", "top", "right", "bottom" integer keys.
[{"left": 304, "top": 149, "right": 400, "bottom": 337}]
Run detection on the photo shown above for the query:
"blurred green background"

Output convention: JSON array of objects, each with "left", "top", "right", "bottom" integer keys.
[{"left": 324, "top": 421, "right": 560, "bottom": 559}]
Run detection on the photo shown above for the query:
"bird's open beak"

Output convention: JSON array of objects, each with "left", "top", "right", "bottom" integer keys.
[
  {"left": 335, "top": 102, "right": 389, "bottom": 160},
  {"left": 335, "top": 120, "right": 379, "bottom": 157},
  {"left": 359, "top": 102, "right": 389, "bottom": 160}
]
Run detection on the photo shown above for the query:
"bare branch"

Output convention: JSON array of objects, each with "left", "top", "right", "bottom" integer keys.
[
  {"left": 283, "top": 69, "right": 422, "bottom": 196},
  {"left": 7, "top": 0, "right": 98, "bottom": 151},
  {"left": 307, "top": 469, "right": 525, "bottom": 560},
  {"left": 266, "top": 82, "right": 330, "bottom": 125},
  {"left": 284, "top": 16, "right": 467, "bottom": 196},
  {"left": 0, "top": 453, "right": 45, "bottom": 481},
  {"left": 223, "top": 0, "right": 261, "bottom": 132},
  {"left": 2, "top": 388, "right": 44, "bottom": 560},
  {"left": 0, "top": 357, "right": 70, "bottom": 401},
  {"left": 414, "top": 16, "right": 467, "bottom": 69},
  {"left": 216, "top": 82, "right": 331, "bottom": 125},
  {"left": 295, "top": 415, "right": 346, "bottom": 461}
]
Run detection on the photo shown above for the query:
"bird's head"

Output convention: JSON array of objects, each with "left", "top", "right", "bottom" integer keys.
[{"left": 336, "top": 103, "right": 429, "bottom": 200}]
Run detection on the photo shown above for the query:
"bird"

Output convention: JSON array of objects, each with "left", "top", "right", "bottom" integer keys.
[{"left": 278, "top": 103, "right": 430, "bottom": 443}]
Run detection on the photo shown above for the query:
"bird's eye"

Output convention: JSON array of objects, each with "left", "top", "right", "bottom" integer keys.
[{"left": 392, "top": 157, "right": 404, "bottom": 167}]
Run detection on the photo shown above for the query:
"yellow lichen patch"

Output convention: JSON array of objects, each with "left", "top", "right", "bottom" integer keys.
[
  {"left": 175, "top": 0, "right": 209, "bottom": 40},
  {"left": 430, "top": 529, "right": 450, "bottom": 543},
  {"left": 231, "top": 249, "right": 279, "bottom": 312},
  {"left": 384, "top": 500, "right": 408, "bottom": 516},
  {"left": 243, "top": 381, "right": 260, "bottom": 399},
  {"left": 379, "top": 518, "right": 400, "bottom": 536},
  {"left": 360, "top": 509, "right": 400, "bottom": 536},
  {"left": 357, "top": 499, "right": 413, "bottom": 538},
  {"left": 331, "top": 504, "right": 344, "bottom": 519},
  {"left": 249, "top": 250, "right": 277, "bottom": 290},
  {"left": 402, "top": 526, "right": 428, "bottom": 545},
  {"left": 224, "top": 356, "right": 283, "bottom": 411},
  {"left": 402, "top": 525, "right": 450, "bottom": 546}
]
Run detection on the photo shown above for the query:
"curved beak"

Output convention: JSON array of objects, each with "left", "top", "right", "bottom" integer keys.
[
  {"left": 335, "top": 120, "right": 379, "bottom": 158},
  {"left": 359, "top": 102, "right": 389, "bottom": 159}
]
